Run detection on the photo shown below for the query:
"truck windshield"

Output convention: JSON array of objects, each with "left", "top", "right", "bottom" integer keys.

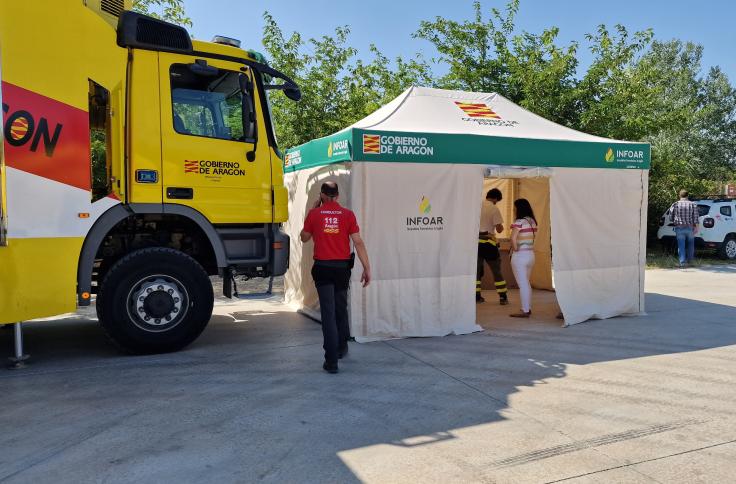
[{"left": 170, "top": 64, "right": 248, "bottom": 142}]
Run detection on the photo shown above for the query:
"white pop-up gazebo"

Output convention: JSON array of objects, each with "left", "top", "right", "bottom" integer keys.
[{"left": 283, "top": 87, "right": 650, "bottom": 341}]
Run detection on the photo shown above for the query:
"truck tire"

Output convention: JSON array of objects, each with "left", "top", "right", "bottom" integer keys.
[
  {"left": 718, "top": 235, "right": 736, "bottom": 260},
  {"left": 97, "top": 247, "right": 214, "bottom": 354}
]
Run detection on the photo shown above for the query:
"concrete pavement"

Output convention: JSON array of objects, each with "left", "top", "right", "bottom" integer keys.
[{"left": 1, "top": 266, "right": 735, "bottom": 483}]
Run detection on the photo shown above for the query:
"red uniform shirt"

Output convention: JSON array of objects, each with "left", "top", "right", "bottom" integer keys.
[{"left": 303, "top": 201, "right": 359, "bottom": 260}]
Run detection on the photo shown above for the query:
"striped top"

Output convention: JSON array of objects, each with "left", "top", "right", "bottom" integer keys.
[{"left": 511, "top": 217, "right": 538, "bottom": 251}]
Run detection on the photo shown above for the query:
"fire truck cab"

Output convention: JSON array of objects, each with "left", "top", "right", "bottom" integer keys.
[{"left": 0, "top": 1, "right": 299, "bottom": 355}]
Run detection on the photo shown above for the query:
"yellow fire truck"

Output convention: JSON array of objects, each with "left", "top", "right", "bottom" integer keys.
[{"left": 0, "top": 1, "right": 300, "bottom": 361}]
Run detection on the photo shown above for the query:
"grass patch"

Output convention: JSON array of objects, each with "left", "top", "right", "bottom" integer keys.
[{"left": 646, "top": 245, "right": 734, "bottom": 269}]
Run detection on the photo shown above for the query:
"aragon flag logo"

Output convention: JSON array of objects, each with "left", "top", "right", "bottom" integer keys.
[
  {"left": 605, "top": 148, "right": 615, "bottom": 163},
  {"left": 455, "top": 101, "right": 501, "bottom": 119},
  {"left": 363, "top": 134, "right": 380, "bottom": 154}
]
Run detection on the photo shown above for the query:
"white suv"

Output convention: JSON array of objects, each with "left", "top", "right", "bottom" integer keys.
[{"left": 657, "top": 197, "right": 736, "bottom": 260}]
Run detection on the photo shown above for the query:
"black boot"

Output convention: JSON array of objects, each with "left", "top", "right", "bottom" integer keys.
[{"left": 323, "top": 361, "right": 338, "bottom": 374}]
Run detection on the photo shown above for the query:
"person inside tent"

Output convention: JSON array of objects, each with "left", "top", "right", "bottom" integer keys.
[
  {"left": 477, "top": 188, "right": 508, "bottom": 305},
  {"left": 509, "top": 198, "right": 538, "bottom": 318}
]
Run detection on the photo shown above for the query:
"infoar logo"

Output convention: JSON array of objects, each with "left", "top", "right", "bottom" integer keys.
[
  {"left": 328, "top": 139, "right": 349, "bottom": 158},
  {"left": 406, "top": 195, "right": 444, "bottom": 231},
  {"left": 419, "top": 196, "right": 431, "bottom": 214},
  {"left": 605, "top": 148, "right": 615, "bottom": 163},
  {"left": 455, "top": 100, "right": 518, "bottom": 127},
  {"left": 605, "top": 147, "right": 646, "bottom": 165}
]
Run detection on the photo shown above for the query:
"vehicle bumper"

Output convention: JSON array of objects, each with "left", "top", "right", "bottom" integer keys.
[{"left": 216, "top": 223, "right": 290, "bottom": 277}]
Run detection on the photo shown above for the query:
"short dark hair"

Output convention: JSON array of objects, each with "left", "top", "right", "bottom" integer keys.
[
  {"left": 321, "top": 181, "right": 339, "bottom": 197},
  {"left": 679, "top": 189, "right": 689, "bottom": 198},
  {"left": 514, "top": 198, "right": 536, "bottom": 223},
  {"left": 486, "top": 188, "right": 502, "bottom": 201}
]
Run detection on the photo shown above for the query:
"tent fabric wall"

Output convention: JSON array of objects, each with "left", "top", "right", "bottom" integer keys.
[
  {"left": 349, "top": 163, "right": 483, "bottom": 341},
  {"left": 550, "top": 168, "right": 648, "bottom": 326},
  {"left": 285, "top": 162, "right": 485, "bottom": 340}
]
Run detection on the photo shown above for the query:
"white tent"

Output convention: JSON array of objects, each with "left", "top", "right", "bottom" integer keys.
[{"left": 283, "top": 87, "right": 650, "bottom": 341}]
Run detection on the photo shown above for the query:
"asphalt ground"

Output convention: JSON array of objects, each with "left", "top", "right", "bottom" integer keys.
[{"left": 1, "top": 266, "right": 735, "bottom": 483}]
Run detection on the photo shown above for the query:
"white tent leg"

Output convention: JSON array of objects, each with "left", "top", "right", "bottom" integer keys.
[{"left": 8, "top": 322, "right": 29, "bottom": 370}]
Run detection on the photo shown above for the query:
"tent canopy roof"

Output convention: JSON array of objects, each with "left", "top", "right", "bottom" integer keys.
[{"left": 284, "top": 87, "right": 650, "bottom": 172}]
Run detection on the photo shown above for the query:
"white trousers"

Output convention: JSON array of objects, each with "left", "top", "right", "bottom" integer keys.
[{"left": 511, "top": 250, "right": 535, "bottom": 312}]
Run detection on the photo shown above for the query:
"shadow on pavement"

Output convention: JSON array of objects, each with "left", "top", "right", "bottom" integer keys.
[{"left": 1, "top": 292, "right": 735, "bottom": 483}]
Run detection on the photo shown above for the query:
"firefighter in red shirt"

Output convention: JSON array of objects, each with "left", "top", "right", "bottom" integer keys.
[{"left": 301, "top": 181, "right": 371, "bottom": 374}]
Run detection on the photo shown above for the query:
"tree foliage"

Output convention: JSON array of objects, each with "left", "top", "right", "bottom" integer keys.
[
  {"left": 261, "top": 12, "right": 432, "bottom": 148},
  {"left": 132, "top": 0, "right": 191, "bottom": 27},
  {"left": 265, "top": 0, "right": 734, "bottom": 240},
  {"left": 157, "top": 1, "right": 734, "bottom": 241}
]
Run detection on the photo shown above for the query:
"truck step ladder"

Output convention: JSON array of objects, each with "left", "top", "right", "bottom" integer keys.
[
  {"left": 232, "top": 274, "right": 276, "bottom": 300},
  {"left": 8, "top": 322, "right": 29, "bottom": 369}
]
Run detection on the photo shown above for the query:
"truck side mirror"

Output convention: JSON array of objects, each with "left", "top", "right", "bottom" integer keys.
[
  {"left": 283, "top": 86, "right": 301, "bottom": 102},
  {"left": 239, "top": 73, "right": 258, "bottom": 161}
]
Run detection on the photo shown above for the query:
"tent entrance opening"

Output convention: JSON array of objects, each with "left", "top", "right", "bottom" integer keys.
[{"left": 475, "top": 174, "right": 559, "bottom": 326}]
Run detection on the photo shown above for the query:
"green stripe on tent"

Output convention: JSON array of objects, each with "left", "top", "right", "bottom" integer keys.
[
  {"left": 285, "top": 128, "right": 650, "bottom": 172},
  {"left": 284, "top": 131, "right": 352, "bottom": 173}
]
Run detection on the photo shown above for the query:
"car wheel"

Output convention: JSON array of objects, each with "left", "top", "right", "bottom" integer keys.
[
  {"left": 97, "top": 247, "right": 214, "bottom": 354},
  {"left": 718, "top": 236, "right": 736, "bottom": 260}
]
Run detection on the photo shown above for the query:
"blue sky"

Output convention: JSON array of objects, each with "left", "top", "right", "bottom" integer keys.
[{"left": 186, "top": 0, "right": 735, "bottom": 82}]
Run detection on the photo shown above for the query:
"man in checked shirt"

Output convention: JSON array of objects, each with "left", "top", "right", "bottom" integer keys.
[{"left": 669, "top": 189, "right": 699, "bottom": 267}]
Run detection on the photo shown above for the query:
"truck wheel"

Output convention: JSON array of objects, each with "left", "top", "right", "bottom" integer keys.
[
  {"left": 718, "top": 236, "right": 736, "bottom": 260},
  {"left": 97, "top": 247, "right": 214, "bottom": 354}
]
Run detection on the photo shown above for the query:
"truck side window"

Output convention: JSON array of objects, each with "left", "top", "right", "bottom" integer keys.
[
  {"left": 170, "top": 64, "right": 247, "bottom": 142},
  {"left": 89, "top": 80, "right": 112, "bottom": 202},
  {"left": 721, "top": 206, "right": 732, "bottom": 217}
]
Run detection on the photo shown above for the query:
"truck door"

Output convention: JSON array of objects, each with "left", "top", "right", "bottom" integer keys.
[{"left": 158, "top": 53, "right": 272, "bottom": 224}]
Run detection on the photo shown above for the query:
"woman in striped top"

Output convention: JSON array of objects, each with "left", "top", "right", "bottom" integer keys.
[{"left": 509, "top": 199, "right": 538, "bottom": 318}]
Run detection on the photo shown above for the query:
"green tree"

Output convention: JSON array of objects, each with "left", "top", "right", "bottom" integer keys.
[
  {"left": 260, "top": 0, "right": 735, "bottom": 242},
  {"left": 633, "top": 41, "right": 736, "bottom": 234},
  {"left": 416, "top": 1, "right": 736, "bottom": 241},
  {"left": 132, "top": 0, "right": 191, "bottom": 27},
  {"left": 261, "top": 12, "right": 432, "bottom": 149},
  {"left": 414, "top": 0, "right": 521, "bottom": 94},
  {"left": 415, "top": 0, "right": 583, "bottom": 125}
]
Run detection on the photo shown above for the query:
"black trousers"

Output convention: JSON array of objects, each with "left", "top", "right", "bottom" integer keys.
[
  {"left": 312, "top": 263, "right": 351, "bottom": 364},
  {"left": 477, "top": 242, "right": 508, "bottom": 298}
]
